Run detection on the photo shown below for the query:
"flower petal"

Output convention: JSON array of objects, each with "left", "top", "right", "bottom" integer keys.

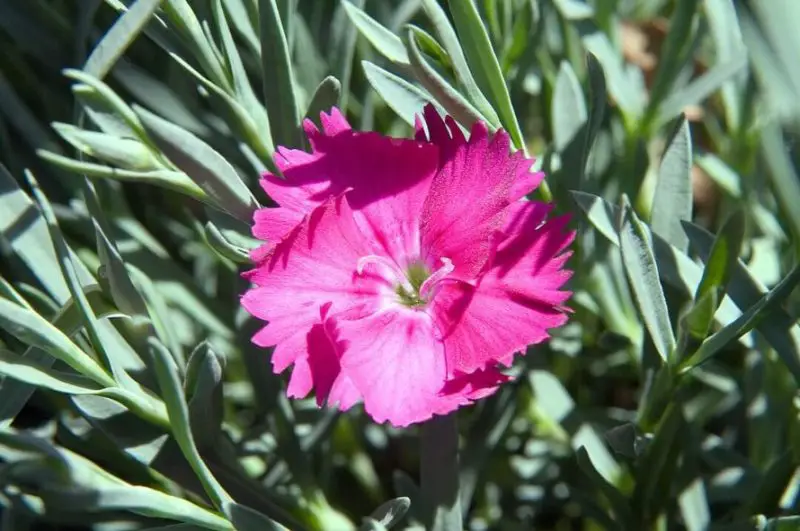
[
  {"left": 440, "top": 367, "right": 510, "bottom": 399},
  {"left": 415, "top": 105, "right": 464, "bottom": 160},
  {"left": 419, "top": 112, "right": 536, "bottom": 280},
  {"left": 251, "top": 203, "right": 307, "bottom": 249},
  {"left": 431, "top": 202, "right": 575, "bottom": 375},
  {"left": 251, "top": 305, "right": 362, "bottom": 408},
  {"left": 299, "top": 320, "right": 361, "bottom": 408},
  {"left": 314, "top": 108, "right": 352, "bottom": 139},
  {"left": 242, "top": 196, "right": 391, "bottom": 380},
  {"left": 337, "top": 309, "right": 482, "bottom": 427},
  {"left": 252, "top": 109, "right": 439, "bottom": 266}
]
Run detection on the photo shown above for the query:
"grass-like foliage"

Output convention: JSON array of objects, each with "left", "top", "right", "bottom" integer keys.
[{"left": 1, "top": 0, "right": 800, "bottom": 529}]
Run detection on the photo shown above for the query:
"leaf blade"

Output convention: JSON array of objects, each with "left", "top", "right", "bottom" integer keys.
[
  {"left": 618, "top": 200, "right": 677, "bottom": 363},
  {"left": 651, "top": 116, "right": 693, "bottom": 252}
]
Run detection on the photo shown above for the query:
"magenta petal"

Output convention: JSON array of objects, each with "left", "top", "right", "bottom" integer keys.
[
  {"left": 243, "top": 195, "right": 388, "bottom": 322},
  {"left": 253, "top": 315, "right": 361, "bottom": 408},
  {"left": 251, "top": 205, "right": 305, "bottom": 249},
  {"left": 419, "top": 118, "right": 535, "bottom": 280},
  {"left": 440, "top": 367, "right": 509, "bottom": 399},
  {"left": 319, "top": 108, "right": 351, "bottom": 136},
  {"left": 431, "top": 201, "right": 574, "bottom": 375},
  {"left": 251, "top": 148, "right": 328, "bottom": 247},
  {"left": 303, "top": 321, "right": 361, "bottom": 408},
  {"left": 431, "top": 281, "right": 562, "bottom": 374},
  {"left": 250, "top": 107, "right": 441, "bottom": 265},
  {"left": 509, "top": 168, "right": 544, "bottom": 202},
  {"left": 319, "top": 319, "right": 362, "bottom": 410},
  {"left": 337, "top": 309, "right": 472, "bottom": 427},
  {"left": 253, "top": 123, "right": 440, "bottom": 266},
  {"left": 492, "top": 204, "right": 575, "bottom": 294},
  {"left": 242, "top": 196, "right": 391, "bottom": 393},
  {"left": 302, "top": 131, "right": 439, "bottom": 266}
]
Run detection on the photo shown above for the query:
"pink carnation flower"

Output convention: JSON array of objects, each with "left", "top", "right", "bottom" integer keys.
[{"left": 241, "top": 105, "right": 574, "bottom": 427}]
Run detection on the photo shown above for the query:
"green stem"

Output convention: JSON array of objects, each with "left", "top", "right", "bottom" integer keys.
[{"left": 420, "top": 413, "right": 462, "bottom": 531}]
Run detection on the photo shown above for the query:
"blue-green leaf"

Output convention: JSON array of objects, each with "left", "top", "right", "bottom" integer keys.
[
  {"left": 304, "top": 76, "right": 342, "bottom": 120},
  {"left": 0, "top": 297, "right": 114, "bottom": 388},
  {"left": 651, "top": 116, "right": 693, "bottom": 252},
  {"left": 681, "top": 264, "right": 800, "bottom": 379},
  {"left": 343, "top": 1, "right": 408, "bottom": 64},
  {"left": 260, "top": 0, "right": 301, "bottom": 148},
  {"left": 83, "top": 0, "right": 165, "bottom": 79},
  {"left": 361, "top": 497, "right": 410, "bottom": 530},
  {"left": 618, "top": 198, "right": 676, "bottom": 364},
  {"left": 135, "top": 106, "right": 258, "bottom": 222},
  {"left": 405, "top": 27, "right": 485, "bottom": 129},
  {"left": 362, "top": 61, "right": 435, "bottom": 127},
  {"left": 419, "top": 0, "right": 499, "bottom": 126},
  {"left": 446, "top": 0, "right": 524, "bottom": 148}
]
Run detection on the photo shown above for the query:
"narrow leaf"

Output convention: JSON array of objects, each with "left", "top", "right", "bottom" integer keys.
[
  {"left": 362, "top": 497, "right": 410, "bottom": 529},
  {"left": 64, "top": 69, "right": 154, "bottom": 149},
  {"left": 657, "top": 56, "right": 747, "bottom": 127},
  {"left": 329, "top": 0, "right": 363, "bottom": 112},
  {"left": 147, "top": 337, "right": 232, "bottom": 511},
  {"left": 651, "top": 116, "right": 693, "bottom": 252},
  {"left": 761, "top": 121, "right": 800, "bottom": 248},
  {"left": 359, "top": 519, "right": 389, "bottom": 531},
  {"left": 678, "top": 479, "right": 710, "bottom": 531},
  {"left": 304, "top": 76, "right": 342, "bottom": 121},
  {"left": 683, "top": 219, "right": 800, "bottom": 383},
  {"left": 572, "top": 191, "right": 764, "bottom": 350},
  {"left": 343, "top": 1, "right": 409, "bottom": 64},
  {"left": 618, "top": 199, "right": 677, "bottom": 363},
  {"left": 551, "top": 60, "right": 588, "bottom": 194},
  {"left": 362, "top": 61, "right": 435, "bottom": 126},
  {"left": 0, "top": 163, "right": 73, "bottom": 302},
  {"left": 578, "top": 26, "right": 646, "bottom": 119},
  {"left": 135, "top": 106, "right": 258, "bottom": 222},
  {"left": 0, "top": 297, "right": 114, "bottom": 388},
  {"left": 420, "top": 414, "right": 461, "bottom": 531},
  {"left": 704, "top": 0, "right": 746, "bottom": 128},
  {"left": 632, "top": 405, "right": 686, "bottom": 522},
  {"left": 552, "top": 61, "right": 587, "bottom": 152},
  {"left": 185, "top": 342, "right": 226, "bottom": 447},
  {"left": 446, "top": 0, "right": 524, "bottom": 148},
  {"left": 695, "top": 152, "right": 742, "bottom": 198},
  {"left": 645, "top": 0, "right": 699, "bottom": 116},
  {"left": 52, "top": 123, "right": 161, "bottom": 170},
  {"left": 213, "top": 0, "right": 272, "bottom": 149},
  {"left": 689, "top": 210, "right": 746, "bottom": 306},
  {"left": 0, "top": 349, "right": 103, "bottom": 396},
  {"left": 83, "top": 0, "right": 165, "bottom": 79},
  {"left": 576, "top": 447, "right": 634, "bottom": 529},
  {"left": 260, "top": 0, "right": 300, "bottom": 148},
  {"left": 24, "top": 170, "right": 120, "bottom": 381},
  {"left": 228, "top": 502, "right": 286, "bottom": 531},
  {"left": 38, "top": 150, "right": 209, "bottom": 202},
  {"left": 682, "top": 264, "right": 800, "bottom": 376},
  {"left": 204, "top": 222, "right": 251, "bottom": 263},
  {"left": 583, "top": 52, "right": 607, "bottom": 177},
  {"left": 420, "top": 0, "right": 499, "bottom": 125},
  {"left": 405, "top": 27, "right": 486, "bottom": 129}
]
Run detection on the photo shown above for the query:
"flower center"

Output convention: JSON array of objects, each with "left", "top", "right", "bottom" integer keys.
[
  {"left": 396, "top": 262, "right": 429, "bottom": 307},
  {"left": 356, "top": 256, "right": 455, "bottom": 309}
]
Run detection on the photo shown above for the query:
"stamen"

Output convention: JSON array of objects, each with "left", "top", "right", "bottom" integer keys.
[
  {"left": 356, "top": 255, "right": 409, "bottom": 288},
  {"left": 419, "top": 257, "right": 455, "bottom": 300}
]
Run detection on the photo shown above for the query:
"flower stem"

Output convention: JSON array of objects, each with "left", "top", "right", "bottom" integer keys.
[{"left": 420, "top": 413, "right": 462, "bottom": 531}]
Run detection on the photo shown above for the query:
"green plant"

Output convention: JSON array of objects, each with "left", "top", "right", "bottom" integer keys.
[{"left": 1, "top": 0, "right": 800, "bottom": 529}]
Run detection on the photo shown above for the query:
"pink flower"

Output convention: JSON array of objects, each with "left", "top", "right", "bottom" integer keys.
[{"left": 241, "top": 105, "right": 574, "bottom": 427}]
